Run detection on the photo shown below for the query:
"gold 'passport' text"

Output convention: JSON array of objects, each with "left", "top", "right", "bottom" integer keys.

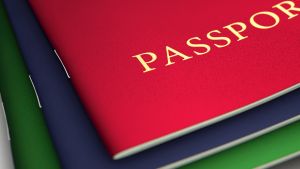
[{"left": 132, "top": 1, "right": 300, "bottom": 73}]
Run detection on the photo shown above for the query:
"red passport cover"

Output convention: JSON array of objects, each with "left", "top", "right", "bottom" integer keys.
[{"left": 29, "top": 0, "right": 300, "bottom": 159}]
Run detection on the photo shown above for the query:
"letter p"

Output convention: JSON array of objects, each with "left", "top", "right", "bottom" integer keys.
[{"left": 132, "top": 52, "right": 157, "bottom": 73}]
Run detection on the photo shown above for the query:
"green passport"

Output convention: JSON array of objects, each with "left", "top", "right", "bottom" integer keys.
[
  {"left": 0, "top": 1, "right": 61, "bottom": 169},
  {"left": 180, "top": 121, "right": 300, "bottom": 169}
]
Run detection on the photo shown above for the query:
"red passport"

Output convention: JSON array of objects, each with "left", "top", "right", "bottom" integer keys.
[{"left": 29, "top": 0, "right": 300, "bottom": 159}]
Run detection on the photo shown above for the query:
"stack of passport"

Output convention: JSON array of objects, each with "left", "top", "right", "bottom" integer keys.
[{"left": 0, "top": 0, "right": 299, "bottom": 168}]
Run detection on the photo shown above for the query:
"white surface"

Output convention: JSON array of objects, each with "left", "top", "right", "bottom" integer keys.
[
  {"left": 271, "top": 155, "right": 300, "bottom": 169},
  {"left": 0, "top": 94, "right": 15, "bottom": 169},
  {"left": 256, "top": 151, "right": 300, "bottom": 169}
]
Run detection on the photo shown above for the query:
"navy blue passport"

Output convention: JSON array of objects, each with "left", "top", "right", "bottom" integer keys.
[{"left": 4, "top": 0, "right": 300, "bottom": 168}]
